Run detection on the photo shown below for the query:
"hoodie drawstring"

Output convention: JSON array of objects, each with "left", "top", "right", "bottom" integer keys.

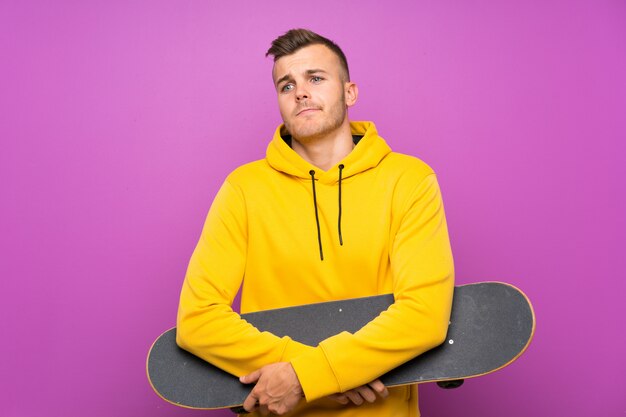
[
  {"left": 309, "top": 170, "right": 324, "bottom": 261},
  {"left": 309, "top": 166, "right": 345, "bottom": 261},
  {"left": 338, "top": 164, "right": 344, "bottom": 246}
]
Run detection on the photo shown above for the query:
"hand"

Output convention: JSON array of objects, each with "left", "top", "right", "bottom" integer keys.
[
  {"left": 329, "top": 379, "right": 389, "bottom": 406},
  {"left": 240, "top": 362, "right": 304, "bottom": 415}
]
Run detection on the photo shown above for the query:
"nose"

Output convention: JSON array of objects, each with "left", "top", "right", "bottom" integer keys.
[{"left": 295, "top": 83, "right": 310, "bottom": 101}]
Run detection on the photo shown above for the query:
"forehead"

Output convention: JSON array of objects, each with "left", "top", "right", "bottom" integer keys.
[{"left": 272, "top": 44, "right": 342, "bottom": 82}]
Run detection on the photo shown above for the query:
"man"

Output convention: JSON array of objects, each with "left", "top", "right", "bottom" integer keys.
[{"left": 176, "top": 29, "right": 454, "bottom": 416}]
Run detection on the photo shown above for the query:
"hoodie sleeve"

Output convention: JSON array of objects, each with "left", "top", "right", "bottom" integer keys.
[
  {"left": 176, "top": 179, "right": 312, "bottom": 376},
  {"left": 290, "top": 173, "right": 454, "bottom": 400}
]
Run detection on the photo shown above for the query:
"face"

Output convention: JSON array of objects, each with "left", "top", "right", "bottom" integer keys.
[{"left": 272, "top": 44, "right": 357, "bottom": 143}]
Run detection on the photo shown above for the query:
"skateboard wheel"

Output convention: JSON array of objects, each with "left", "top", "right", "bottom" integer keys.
[{"left": 437, "top": 379, "right": 464, "bottom": 389}]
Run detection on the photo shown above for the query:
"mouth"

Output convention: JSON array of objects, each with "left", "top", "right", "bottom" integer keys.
[{"left": 296, "top": 107, "right": 321, "bottom": 116}]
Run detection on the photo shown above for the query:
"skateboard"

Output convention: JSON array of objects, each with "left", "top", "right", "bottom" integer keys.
[{"left": 147, "top": 282, "right": 535, "bottom": 410}]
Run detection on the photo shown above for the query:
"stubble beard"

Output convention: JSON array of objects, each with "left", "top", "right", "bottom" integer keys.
[{"left": 284, "top": 90, "right": 347, "bottom": 144}]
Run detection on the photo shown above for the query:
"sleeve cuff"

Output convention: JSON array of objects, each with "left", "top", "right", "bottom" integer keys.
[
  {"left": 290, "top": 345, "right": 341, "bottom": 401},
  {"left": 280, "top": 337, "right": 314, "bottom": 361}
]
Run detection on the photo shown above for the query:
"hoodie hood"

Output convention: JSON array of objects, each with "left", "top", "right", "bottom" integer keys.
[
  {"left": 266, "top": 121, "right": 391, "bottom": 185},
  {"left": 265, "top": 121, "right": 392, "bottom": 260}
]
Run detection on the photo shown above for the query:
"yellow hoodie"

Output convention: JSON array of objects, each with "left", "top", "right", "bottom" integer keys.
[{"left": 177, "top": 121, "right": 454, "bottom": 417}]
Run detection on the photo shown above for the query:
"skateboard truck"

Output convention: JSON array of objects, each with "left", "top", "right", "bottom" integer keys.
[{"left": 436, "top": 379, "right": 464, "bottom": 389}]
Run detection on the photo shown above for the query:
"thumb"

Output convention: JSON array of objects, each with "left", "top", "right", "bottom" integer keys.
[{"left": 240, "top": 369, "right": 262, "bottom": 384}]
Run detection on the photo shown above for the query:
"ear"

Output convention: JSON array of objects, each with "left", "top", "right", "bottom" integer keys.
[{"left": 344, "top": 81, "right": 359, "bottom": 108}]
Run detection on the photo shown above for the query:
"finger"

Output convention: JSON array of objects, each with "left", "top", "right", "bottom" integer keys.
[
  {"left": 345, "top": 390, "right": 364, "bottom": 405},
  {"left": 240, "top": 369, "right": 261, "bottom": 384},
  {"left": 368, "top": 379, "right": 389, "bottom": 398},
  {"left": 329, "top": 393, "right": 349, "bottom": 405},
  {"left": 242, "top": 392, "right": 258, "bottom": 412},
  {"left": 258, "top": 404, "right": 270, "bottom": 416},
  {"left": 355, "top": 385, "right": 377, "bottom": 403}
]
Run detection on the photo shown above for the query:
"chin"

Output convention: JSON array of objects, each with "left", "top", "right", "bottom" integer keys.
[
  {"left": 290, "top": 127, "right": 326, "bottom": 143},
  {"left": 285, "top": 120, "right": 315, "bottom": 138},
  {"left": 285, "top": 112, "right": 346, "bottom": 143}
]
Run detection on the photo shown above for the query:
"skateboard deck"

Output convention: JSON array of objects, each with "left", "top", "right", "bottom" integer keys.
[{"left": 147, "top": 281, "right": 535, "bottom": 410}]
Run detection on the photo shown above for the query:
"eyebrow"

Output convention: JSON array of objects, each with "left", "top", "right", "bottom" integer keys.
[{"left": 275, "top": 69, "right": 329, "bottom": 87}]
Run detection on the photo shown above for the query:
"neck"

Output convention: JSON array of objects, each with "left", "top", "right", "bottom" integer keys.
[{"left": 291, "top": 120, "right": 354, "bottom": 171}]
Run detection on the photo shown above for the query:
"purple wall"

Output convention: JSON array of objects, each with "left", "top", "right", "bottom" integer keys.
[{"left": 1, "top": 1, "right": 624, "bottom": 416}]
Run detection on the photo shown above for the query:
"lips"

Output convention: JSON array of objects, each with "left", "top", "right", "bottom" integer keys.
[{"left": 296, "top": 107, "right": 321, "bottom": 116}]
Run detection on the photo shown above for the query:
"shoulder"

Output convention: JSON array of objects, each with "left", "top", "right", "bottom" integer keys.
[
  {"left": 380, "top": 153, "right": 445, "bottom": 215},
  {"left": 378, "top": 153, "right": 442, "bottom": 209},
  {"left": 380, "top": 152, "right": 437, "bottom": 182},
  {"left": 225, "top": 159, "right": 273, "bottom": 186}
]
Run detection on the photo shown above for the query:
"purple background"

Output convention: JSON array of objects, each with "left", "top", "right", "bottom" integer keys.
[{"left": 1, "top": 1, "right": 624, "bottom": 416}]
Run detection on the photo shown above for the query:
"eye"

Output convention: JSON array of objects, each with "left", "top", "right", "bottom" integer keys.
[
  {"left": 311, "top": 76, "right": 323, "bottom": 83},
  {"left": 281, "top": 83, "right": 294, "bottom": 93}
]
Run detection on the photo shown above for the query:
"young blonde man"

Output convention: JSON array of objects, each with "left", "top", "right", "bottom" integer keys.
[{"left": 176, "top": 29, "right": 454, "bottom": 416}]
